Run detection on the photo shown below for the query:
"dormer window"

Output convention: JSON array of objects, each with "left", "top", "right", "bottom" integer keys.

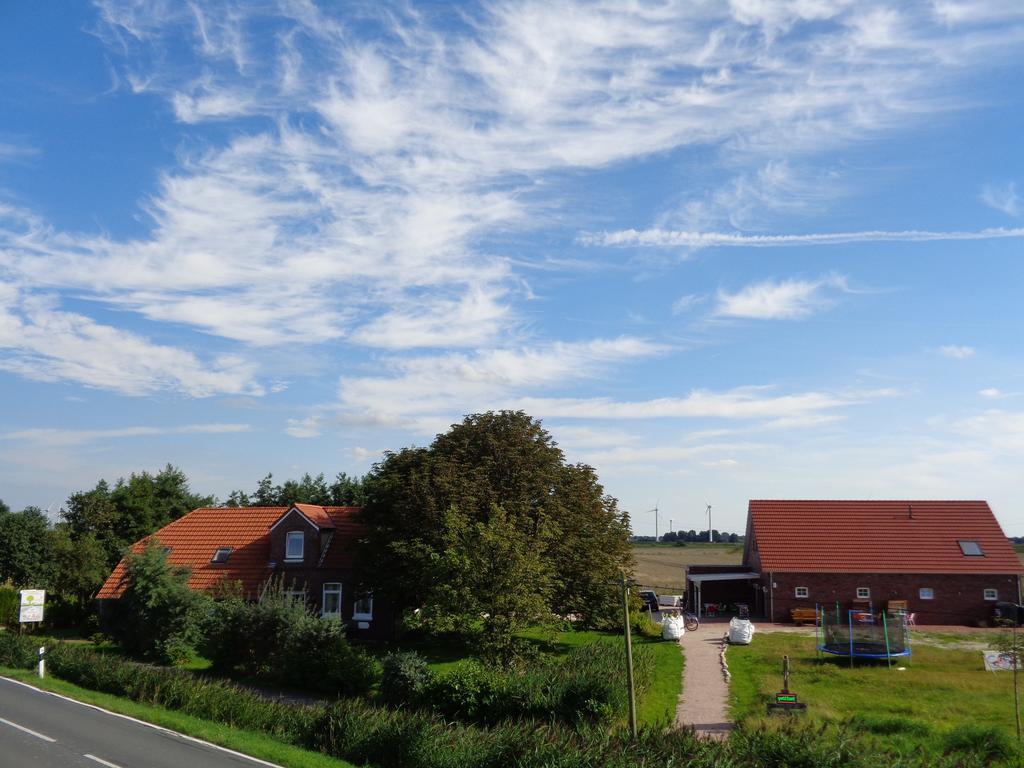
[
  {"left": 286, "top": 531, "right": 304, "bottom": 561},
  {"left": 958, "top": 540, "right": 984, "bottom": 556},
  {"left": 211, "top": 547, "right": 232, "bottom": 564}
]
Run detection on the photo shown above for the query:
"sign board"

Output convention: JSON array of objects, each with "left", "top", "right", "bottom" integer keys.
[
  {"left": 19, "top": 605, "right": 44, "bottom": 623},
  {"left": 19, "top": 590, "right": 45, "bottom": 624},
  {"left": 983, "top": 650, "right": 1020, "bottom": 672},
  {"left": 20, "top": 589, "right": 45, "bottom": 607}
]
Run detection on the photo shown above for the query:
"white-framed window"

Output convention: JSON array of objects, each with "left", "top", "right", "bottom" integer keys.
[
  {"left": 211, "top": 547, "right": 232, "bottom": 564},
  {"left": 285, "top": 531, "right": 304, "bottom": 561},
  {"left": 984, "top": 588, "right": 999, "bottom": 601},
  {"left": 353, "top": 592, "right": 374, "bottom": 620},
  {"left": 794, "top": 586, "right": 809, "bottom": 598},
  {"left": 919, "top": 587, "right": 934, "bottom": 600},
  {"left": 322, "top": 583, "right": 342, "bottom": 618},
  {"left": 283, "top": 589, "right": 306, "bottom": 603},
  {"left": 856, "top": 587, "right": 871, "bottom": 599}
]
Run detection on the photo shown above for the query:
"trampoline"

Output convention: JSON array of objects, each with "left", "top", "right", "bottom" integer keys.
[{"left": 815, "top": 603, "right": 912, "bottom": 666}]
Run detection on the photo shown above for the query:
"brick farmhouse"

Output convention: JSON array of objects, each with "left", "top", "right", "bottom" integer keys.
[
  {"left": 96, "top": 504, "right": 391, "bottom": 640},
  {"left": 686, "top": 500, "right": 1023, "bottom": 626}
]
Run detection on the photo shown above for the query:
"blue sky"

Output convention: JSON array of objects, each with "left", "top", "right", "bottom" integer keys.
[{"left": 2, "top": 1, "right": 1024, "bottom": 536}]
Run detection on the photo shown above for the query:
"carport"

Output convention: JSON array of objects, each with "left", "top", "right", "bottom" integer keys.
[{"left": 686, "top": 571, "right": 760, "bottom": 617}]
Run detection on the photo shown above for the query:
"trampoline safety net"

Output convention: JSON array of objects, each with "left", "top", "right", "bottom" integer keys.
[{"left": 816, "top": 606, "right": 912, "bottom": 659}]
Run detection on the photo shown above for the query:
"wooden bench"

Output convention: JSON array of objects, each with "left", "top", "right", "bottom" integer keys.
[{"left": 791, "top": 607, "right": 818, "bottom": 625}]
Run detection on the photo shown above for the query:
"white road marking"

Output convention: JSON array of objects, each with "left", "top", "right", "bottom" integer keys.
[
  {"left": 0, "top": 677, "right": 284, "bottom": 767},
  {"left": 0, "top": 715, "right": 57, "bottom": 742},
  {"left": 84, "top": 755, "right": 125, "bottom": 768}
]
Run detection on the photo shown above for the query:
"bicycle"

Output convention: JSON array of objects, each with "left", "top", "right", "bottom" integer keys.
[{"left": 682, "top": 610, "right": 699, "bottom": 632}]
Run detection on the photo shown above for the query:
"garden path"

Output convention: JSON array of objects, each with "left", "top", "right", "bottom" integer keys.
[{"left": 674, "top": 619, "right": 732, "bottom": 740}]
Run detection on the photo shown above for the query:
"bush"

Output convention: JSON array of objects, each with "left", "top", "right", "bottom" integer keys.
[
  {"left": 202, "top": 581, "right": 378, "bottom": 696},
  {"left": 104, "top": 542, "right": 208, "bottom": 664},
  {"left": 380, "top": 651, "right": 432, "bottom": 706}
]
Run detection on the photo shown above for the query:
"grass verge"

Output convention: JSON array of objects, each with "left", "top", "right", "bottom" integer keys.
[{"left": 0, "top": 667, "right": 355, "bottom": 768}]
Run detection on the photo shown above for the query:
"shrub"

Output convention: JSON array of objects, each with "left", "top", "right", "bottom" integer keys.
[
  {"left": 380, "top": 651, "right": 432, "bottom": 706},
  {"left": 202, "top": 581, "right": 378, "bottom": 696},
  {"left": 280, "top": 612, "right": 378, "bottom": 696},
  {"left": 0, "top": 585, "right": 18, "bottom": 627},
  {"left": 105, "top": 542, "right": 208, "bottom": 664}
]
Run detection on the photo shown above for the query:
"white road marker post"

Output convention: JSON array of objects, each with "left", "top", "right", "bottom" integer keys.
[{"left": 37, "top": 646, "right": 45, "bottom": 679}]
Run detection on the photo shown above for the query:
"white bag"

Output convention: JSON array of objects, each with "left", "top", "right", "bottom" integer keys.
[
  {"left": 661, "top": 614, "right": 686, "bottom": 640},
  {"left": 728, "top": 617, "right": 755, "bottom": 644}
]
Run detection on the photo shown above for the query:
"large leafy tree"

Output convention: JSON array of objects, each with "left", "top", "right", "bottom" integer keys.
[
  {"left": 359, "top": 411, "right": 633, "bottom": 639},
  {"left": 63, "top": 465, "right": 212, "bottom": 569},
  {"left": 0, "top": 505, "right": 52, "bottom": 587}
]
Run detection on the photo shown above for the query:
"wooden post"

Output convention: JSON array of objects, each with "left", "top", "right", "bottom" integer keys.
[{"left": 620, "top": 572, "right": 638, "bottom": 739}]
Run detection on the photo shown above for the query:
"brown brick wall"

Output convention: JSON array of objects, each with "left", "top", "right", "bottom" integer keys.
[{"left": 762, "top": 572, "right": 1021, "bottom": 626}]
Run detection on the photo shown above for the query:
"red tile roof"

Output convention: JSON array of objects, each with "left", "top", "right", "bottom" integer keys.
[
  {"left": 749, "top": 500, "right": 1022, "bottom": 574},
  {"left": 96, "top": 505, "right": 365, "bottom": 599}
]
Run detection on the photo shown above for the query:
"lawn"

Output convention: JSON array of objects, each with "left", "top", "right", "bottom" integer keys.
[
  {"left": 632, "top": 541, "right": 743, "bottom": 592},
  {"left": 728, "top": 631, "right": 1024, "bottom": 764}
]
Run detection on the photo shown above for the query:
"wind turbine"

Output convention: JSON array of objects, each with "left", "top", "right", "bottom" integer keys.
[
  {"left": 706, "top": 501, "right": 713, "bottom": 542},
  {"left": 646, "top": 502, "right": 660, "bottom": 540}
]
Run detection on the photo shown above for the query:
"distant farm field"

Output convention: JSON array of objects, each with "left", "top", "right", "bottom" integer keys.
[{"left": 632, "top": 542, "right": 743, "bottom": 592}]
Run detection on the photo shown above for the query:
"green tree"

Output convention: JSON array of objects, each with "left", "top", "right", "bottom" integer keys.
[
  {"left": 425, "top": 505, "right": 552, "bottom": 656},
  {"left": 63, "top": 465, "right": 212, "bottom": 569},
  {"left": 106, "top": 541, "right": 207, "bottom": 664},
  {"left": 329, "top": 472, "right": 365, "bottom": 505},
  {"left": 359, "top": 411, "right": 633, "bottom": 643},
  {"left": 48, "top": 527, "right": 108, "bottom": 607},
  {"left": 0, "top": 506, "right": 53, "bottom": 587}
]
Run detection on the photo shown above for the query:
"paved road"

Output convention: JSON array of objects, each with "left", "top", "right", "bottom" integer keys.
[{"left": 0, "top": 676, "right": 280, "bottom": 768}]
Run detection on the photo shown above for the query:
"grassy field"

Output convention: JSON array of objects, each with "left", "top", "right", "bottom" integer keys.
[
  {"left": 0, "top": 667, "right": 355, "bottom": 768},
  {"left": 632, "top": 541, "right": 743, "bottom": 591},
  {"left": 728, "top": 631, "right": 1023, "bottom": 765}
]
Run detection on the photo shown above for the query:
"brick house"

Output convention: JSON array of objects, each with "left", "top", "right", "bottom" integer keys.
[
  {"left": 687, "top": 500, "right": 1022, "bottom": 626},
  {"left": 96, "top": 504, "right": 390, "bottom": 640}
]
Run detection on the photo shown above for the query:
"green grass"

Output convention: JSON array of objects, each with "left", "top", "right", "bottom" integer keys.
[
  {"left": 390, "top": 626, "right": 683, "bottom": 728},
  {"left": 728, "top": 632, "right": 1024, "bottom": 764},
  {"left": 0, "top": 667, "right": 355, "bottom": 768}
]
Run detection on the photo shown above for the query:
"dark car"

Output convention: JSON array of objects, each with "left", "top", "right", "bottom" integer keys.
[{"left": 638, "top": 590, "right": 659, "bottom": 613}]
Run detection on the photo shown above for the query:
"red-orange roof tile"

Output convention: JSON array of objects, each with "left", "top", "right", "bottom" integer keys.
[
  {"left": 96, "top": 505, "right": 367, "bottom": 599},
  {"left": 749, "top": 500, "right": 1021, "bottom": 574}
]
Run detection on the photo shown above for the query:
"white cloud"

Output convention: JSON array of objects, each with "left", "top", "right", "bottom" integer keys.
[
  {"left": 939, "top": 345, "right": 975, "bottom": 359},
  {"left": 585, "top": 226, "right": 1024, "bottom": 249},
  {"left": 979, "top": 387, "right": 1003, "bottom": 398},
  {"left": 671, "top": 294, "right": 705, "bottom": 315},
  {"left": 1, "top": 423, "right": 250, "bottom": 447},
  {"left": 0, "top": 286, "right": 263, "bottom": 397},
  {"left": 0, "top": 0, "right": 1021, "bottom": 398},
  {"left": 980, "top": 181, "right": 1020, "bottom": 217},
  {"left": 714, "top": 275, "right": 848, "bottom": 320}
]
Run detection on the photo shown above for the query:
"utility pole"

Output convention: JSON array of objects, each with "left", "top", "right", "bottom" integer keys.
[{"left": 618, "top": 572, "right": 638, "bottom": 739}]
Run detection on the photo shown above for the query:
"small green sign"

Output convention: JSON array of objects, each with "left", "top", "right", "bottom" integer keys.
[{"left": 776, "top": 694, "right": 797, "bottom": 703}]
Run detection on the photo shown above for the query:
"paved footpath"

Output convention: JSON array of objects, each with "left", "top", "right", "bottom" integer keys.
[{"left": 674, "top": 620, "right": 733, "bottom": 739}]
